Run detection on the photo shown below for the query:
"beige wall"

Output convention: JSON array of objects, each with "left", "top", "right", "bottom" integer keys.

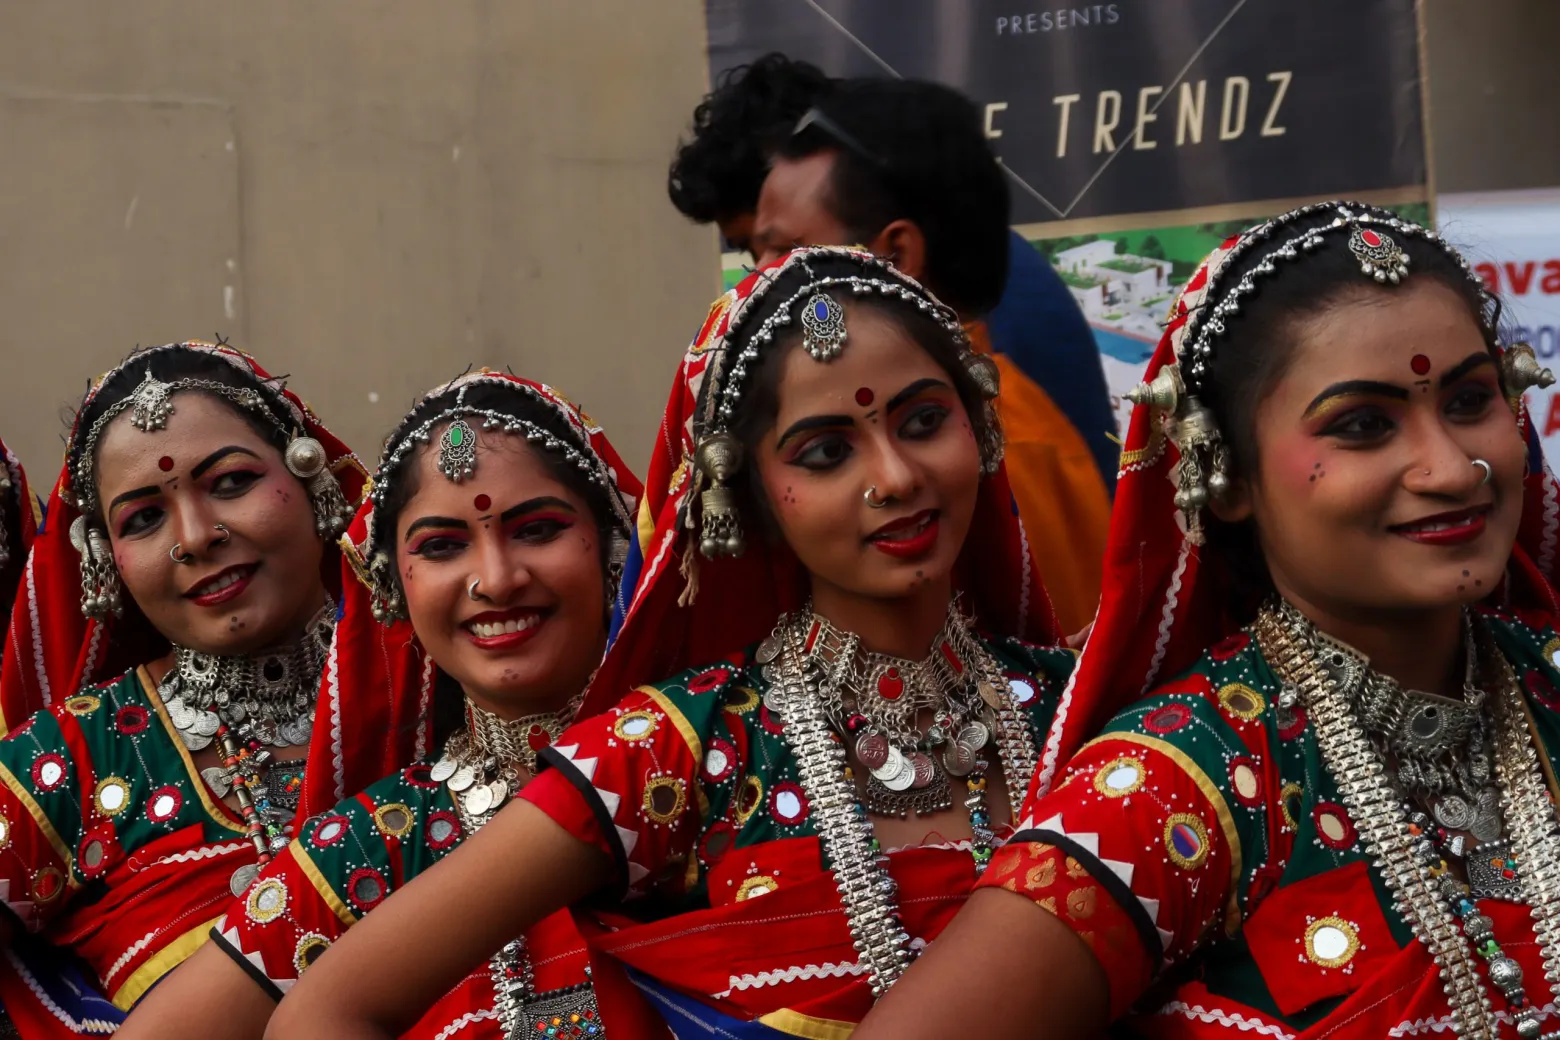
[{"left": 0, "top": 1, "right": 719, "bottom": 492}]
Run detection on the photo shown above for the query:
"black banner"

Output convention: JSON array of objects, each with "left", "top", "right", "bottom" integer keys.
[{"left": 705, "top": 0, "right": 1427, "bottom": 225}]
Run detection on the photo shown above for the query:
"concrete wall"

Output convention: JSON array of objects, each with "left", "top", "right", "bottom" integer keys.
[{"left": 0, "top": 1, "right": 718, "bottom": 492}]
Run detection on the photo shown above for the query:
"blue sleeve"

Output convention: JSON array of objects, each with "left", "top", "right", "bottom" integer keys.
[{"left": 985, "top": 230, "right": 1118, "bottom": 494}]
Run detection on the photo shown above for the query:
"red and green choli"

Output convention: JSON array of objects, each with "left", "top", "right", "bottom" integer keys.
[
  {"left": 211, "top": 757, "right": 601, "bottom": 1040},
  {"left": 518, "top": 633, "right": 1074, "bottom": 1037},
  {"left": 983, "top": 606, "right": 1560, "bottom": 1037},
  {"left": 0, "top": 667, "right": 283, "bottom": 1029}
]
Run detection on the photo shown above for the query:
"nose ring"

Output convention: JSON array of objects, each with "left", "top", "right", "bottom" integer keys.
[
  {"left": 864, "top": 486, "right": 890, "bottom": 509},
  {"left": 467, "top": 578, "right": 482, "bottom": 601},
  {"left": 170, "top": 544, "right": 193, "bottom": 565},
  {"left": 213, "top": 523, "right": 230, "bottom": 544},
  {"left": 1472, "top": 459, "right": 1492, "bottom": 486}
]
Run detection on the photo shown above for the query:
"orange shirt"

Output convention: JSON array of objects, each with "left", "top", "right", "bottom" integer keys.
[{"left": 969, "top": 321, "right": 1109, "bottom": 633}]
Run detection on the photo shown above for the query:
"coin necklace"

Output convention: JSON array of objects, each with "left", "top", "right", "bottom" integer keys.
[
  {"left": 1257, "top": 601, "right": 1560, "bottom": 1040},
  {"left": 158, "top": 603, "right": 333, "bottom": 879},
  {"left": 430, "top": 695, "right": 603, "bottom": 1039}
]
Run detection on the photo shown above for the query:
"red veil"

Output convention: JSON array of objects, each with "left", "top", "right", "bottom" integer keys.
[
  {"left": 299, "top": 372, "right": 643, "bottom": 816},
  {"left": 0, "top": 341, "right": 368, "bottom": 733},
  {"left": 1032, "top": 212, "right": 1560, "bottom": 799},
  {"left": 1, "top": 435, "right": 39, "bottom": 634},
  {"left": 582, "top": 245, "right": 1060, "bottom": 720}
]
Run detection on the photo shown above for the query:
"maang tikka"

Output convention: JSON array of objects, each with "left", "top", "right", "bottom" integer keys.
[{"left": 800, "top": 291, "right": 848, "bottom": 361}]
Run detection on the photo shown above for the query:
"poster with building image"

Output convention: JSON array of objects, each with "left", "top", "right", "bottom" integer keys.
[{"left": 706, "top": 0, "right": 1429, "bottom": 434}]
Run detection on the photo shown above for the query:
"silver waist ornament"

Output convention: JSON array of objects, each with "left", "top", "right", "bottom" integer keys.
[
  {"left": 1256, "top": 601, "right": 1560, "bottom": 1040},
  {"left": 429, "top": 697, "right": 601, "bottom": 1039},
  {"left": 764, "top": 607, "right": 1038, "bottom": 995}
]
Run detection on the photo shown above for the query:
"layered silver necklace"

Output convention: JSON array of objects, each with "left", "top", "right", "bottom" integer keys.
[{"left": 431, "top": 696, "right": 602, "bottom": 1040}]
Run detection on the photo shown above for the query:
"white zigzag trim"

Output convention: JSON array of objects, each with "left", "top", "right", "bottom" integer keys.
[
  {"left": 1142, "top": 540, "right": 1191, "bottom": 695},
  {"left": 1387, "top": 1001, "right": 1558, "bottom": 1037},
  {"left": 327, "top": 637, "right": 345, "bottom": 803},
  {"left": 1016, "top": 513, "right": 1033, "bottom": 632},
  {"left": 83, "top": 622, "right": 107, "bottom": 694},
  {"left": 2, "top": 945, "right": 119, "bottom": 1034},
  {"left": 432, "top": 1008, "right": 495, "bottom": 1039},
  {"left": 1036, "top": 645, "right": 1084, "bottom": 794},
  {"left": 103, "top": 929, "right": 161, "bottom": 984},
  {"left": 1157, "top": 1000, "right": 1292, "bottom": 1037},
  {"left": 711, "top": 938, "right": 927, "bottom": 999},
  {"left": 1540, "top": 473, "right": 1558, "bottom": 577},
  {"left": 413, "top": 653, "right": 436, "bottom": 760},
  {"left": 149, "top": 841, "right": 248, "bottom": 868},
  {"left": 26, "top": 557, "right": 49, "bottom": 705}
]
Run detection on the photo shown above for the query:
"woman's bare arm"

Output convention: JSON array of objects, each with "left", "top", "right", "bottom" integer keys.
[
  {"left": 854, "top": 888, "right": 1110, "bottom": 1040},
  {"left": 266, "top": 800, "right": 610, "bottom": 1040},
  {"left": 119, "top": 941, "right": 276, "bottom": 1040}
]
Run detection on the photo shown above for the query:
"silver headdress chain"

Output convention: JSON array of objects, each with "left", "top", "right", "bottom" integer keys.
[
  {"left": 65, "top": 345, "right": 355, "bottom": 619},
  {"left": 1126, "top": 203, "right": 1556, "bottom": 541},
  {"left": 362, "top": 376, "right": 635, "bottom": 624},
  {"left": 690, "top": 249, "right": 1004, "bottom": 562}
]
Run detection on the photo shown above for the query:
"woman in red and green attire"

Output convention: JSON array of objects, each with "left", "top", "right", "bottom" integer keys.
[
  {"left": 856, "top": 201, "right": 1560, "bottom": 1040},
  {"left": 265, "top": 247, "right": 1078, "bottom": 1039},
  {"left": 0, "top": 435, "right": 38, "bottom": 641},
  {"left": 0, "top": 341, "right": 364, "bottom": 1037},
  {"left": 120, "top": 372, "right": 645, "bottom": 1039}
]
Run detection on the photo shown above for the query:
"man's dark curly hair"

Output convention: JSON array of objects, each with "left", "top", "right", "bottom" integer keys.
[{"left": 667, "top": 53, "right": 833, "bottom": 226}]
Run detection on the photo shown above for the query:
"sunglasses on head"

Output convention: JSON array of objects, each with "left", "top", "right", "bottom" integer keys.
[{"left": 791, "top": 107, "right": 890, "bottom": 172}]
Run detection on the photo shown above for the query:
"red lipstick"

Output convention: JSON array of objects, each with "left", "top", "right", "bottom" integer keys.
[
  {"left": 184, "top": 564, "right": 258, "bottom": 607},
  {"left": 1391, "top": 507, "right": 1488, "bottom": 547},
  {"left": 868, "top": 509, "right": 940, "bottom": 560},
  {"left": 463, "top": 607, "right": 549, "bottom": 652}
]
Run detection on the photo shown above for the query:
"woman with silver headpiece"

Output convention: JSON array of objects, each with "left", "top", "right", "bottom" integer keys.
[
  {"left": 0, "top": 341, "right": 365, "bottom": 1036},
  {"left": 266, "top": 247, "right": 1078, "bottom": 1039},
  {"left": 852, "top": 201, "right": 1560, "bottom": 1040},
  {"left": 119, "top": 372, "right": 643, "bottom": 1040}
]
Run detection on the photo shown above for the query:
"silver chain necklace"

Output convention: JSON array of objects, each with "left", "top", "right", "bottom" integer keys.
[{"left": 429, "top": 696, "right": 602, "bottom": 1040}]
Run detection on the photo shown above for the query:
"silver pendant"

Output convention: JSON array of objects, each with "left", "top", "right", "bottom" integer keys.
[
  {"left": 869, "top": 747, "right": 906, "bottom": 783},
  {"left": 191, "top": 710, "right": 220, "bottom": 737},
  {"left": 201, "top": 766, "right": 233, "bottom": 797},
  {"left": 464, "top": 783, "right": 495, "bottom": 816},
  {"left": 880, "top": 757, "right": 916, "bottom": 793},
  {"left": 486, "top": 778, "right": 509, "bottom": 806},
  {"left": 180, "top": 729, "right": 214, "bottom": 752},
  {"left": 755, "top": 635, "right": 782, "bottom": 665},
  {"left": 229, "top": 862, "right": 260, "bottom": 898},
  {"left": 855, "top": 732, "right": 890, "bottom": 771},
  {"left": 956, "top": 721, "right": 990, "bottom": 751},
  {"left": 978, "top": 682, "right": 1003, "bottom": 709},
  {"left": 1470, "top": 788, "right": 1502, "bottom": 843},
  {"left": 429, "top": 757, "right": 457, "bottom": 783},
  {"left": 907, "top": 752, "right": 936, "bottom": 790},
  {"left": 1434, "top": 794, "right": 1473, "bottom": 832},
  {"left": 448, "top": 765, "right": 476, "bottom": 792},
  {"left": 942, "top": 741, "right": 975, "bottom": 777}
]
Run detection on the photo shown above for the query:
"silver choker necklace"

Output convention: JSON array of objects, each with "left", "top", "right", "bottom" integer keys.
[
  {"left": 159, "top": 604, "right": 334, "bottom": 752},
  {"left": 429, "top": 695, "right": 581, "bottom": 822}
]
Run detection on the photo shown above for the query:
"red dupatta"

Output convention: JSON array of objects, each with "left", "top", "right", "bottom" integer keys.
[
  {"left": 299, "top": 372, "right": 642, "bottom": 816},
  {"left": 1, "top": 436, "right": 39, "bottom": 631},
  {"left": 582, "top": 246, "right": 1059, "bottom": 720},
  {"left": 0, "top": 341, "right": 367, "bottom": 733},
  {"left": 1033, "top": 210, "right": 1560, "bottom": 799}
]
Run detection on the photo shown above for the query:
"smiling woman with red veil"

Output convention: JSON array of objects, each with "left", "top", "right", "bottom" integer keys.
[
  {"left": 0, "top": 340, "right": 364, "bottom": 1037},
  {"left": 263, "top": 246, "right": 1078, "bottom": 1040},
  {"left": 852, "top": 202, "right": 1560, "bottom": 1040}
]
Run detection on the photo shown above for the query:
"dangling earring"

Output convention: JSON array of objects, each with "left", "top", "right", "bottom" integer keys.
[
  {"left": 1501, "top": 342, "right": 1555, "bottom": 412},
  {"left": 965, "top": 354, "right": 1005, "bottom": 475},
  {"left": 695, "top": 433, "right": 746, "bottom": 559},
  {"left": 367, "top": 551, "right": 406, "bottom": 624},
  {"left": 285, "top": 435, "right": 351, "bottom": 538},
  {"left": 1126, "top": 366, "right": 1230, "bottom": 544},
  {"left": 71, "top": 516, "right": 123, "bottom": 619}
]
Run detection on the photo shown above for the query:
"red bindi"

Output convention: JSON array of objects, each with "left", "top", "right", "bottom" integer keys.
[
  {"left": 473, "top": 494, "right": 491, "bottom": 512},
  {"left": 158, "top": 456, "right": 174, "bottom": 472},
  {"left": 1411, "top": 354, "right": 1431, "bottom": 376},
  {"left": 854, "top": 387, "right": 875, "bottom": 407}
]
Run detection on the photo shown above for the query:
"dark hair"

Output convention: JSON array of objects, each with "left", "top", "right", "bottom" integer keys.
[
  {"left": 667, "top": 53, "right": 833, "bottom": 227},
  {"left": 71, "top": 347, "right": 298, "bottom": 523},
  {"left": 374, "top": 380, "right": 624, "bottom": 748},
  {"left": 721, "top": 253, "right": 990, "bottom": 529},
  {"left": 1197, "top": 204, "right": 1502, "bottom": 603},
  {"left": 775, "top": 78, "right": 1010, "bottom": 316}
]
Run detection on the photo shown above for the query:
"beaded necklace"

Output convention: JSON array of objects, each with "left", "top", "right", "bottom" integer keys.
[
  {"left": 1256, "top": 600, "right": 1560, "bottom": 1039},
  {"left": 431, "top": 696, "right": 603, "bottom": 1040}
]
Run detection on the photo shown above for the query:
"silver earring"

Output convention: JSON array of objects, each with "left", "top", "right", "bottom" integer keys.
[
  {"left": 467, "top": 578, "right": 482, "bottom": 601},
  {"left": 285, "top": 435, "right": 350, "bottom": 538},
  {"left": 1473, "top": 458, "right": 1492, "bottom": 486},
  {"left": 71, "top": 516, "right": 123, "bottom": 619},
  {"left": 213, "top": 523, "right": 230, "bottom": 544},
  {"left": 864, "top": 486, "right": 889, "bottom": 509},
  {"left": 170, "top": 543, "right": 193, "bottom": 564}
]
